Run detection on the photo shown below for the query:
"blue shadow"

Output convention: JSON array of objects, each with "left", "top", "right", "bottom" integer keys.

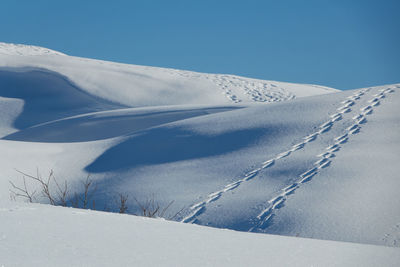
[
  {"left": 0, "top": 69, "right": 121, "bottom": 129},
  {"left": 86, "top": 127, "right": 266, "bottom": 173}
]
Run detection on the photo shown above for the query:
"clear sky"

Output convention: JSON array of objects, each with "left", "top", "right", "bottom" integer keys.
[{"left": 1, "top": 0, "right": 399, "bottom": 89}]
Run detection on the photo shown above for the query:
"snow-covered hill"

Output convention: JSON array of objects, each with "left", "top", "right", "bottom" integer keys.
[
  {"left": 1, "top": 42, "right": 399, "bottom": 266},
  {"left": 0, "top": 42, "right": 338, "bottom": 108}
]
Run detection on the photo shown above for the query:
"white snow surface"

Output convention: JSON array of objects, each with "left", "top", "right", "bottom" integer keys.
[
  {"left": 1, "top": 203, "right": 399, "bottom": 267},
  {"left": 1, "top": 43, "right": 399, "bottom": 266},
  {"left": 0, "top": 42, "right": 66, "bottom": 56}
]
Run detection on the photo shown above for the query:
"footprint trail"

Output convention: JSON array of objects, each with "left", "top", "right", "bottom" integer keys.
[
  {"left": 180, "top": 88, "right": 369, "bottom": 223},
  {"left": 248, "top": 87, "right": 395, "bottom": 232}
]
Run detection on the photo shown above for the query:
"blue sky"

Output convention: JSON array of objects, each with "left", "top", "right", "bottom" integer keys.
[{"left": 1, "top": 0, "right": 399, "bottom": 89}]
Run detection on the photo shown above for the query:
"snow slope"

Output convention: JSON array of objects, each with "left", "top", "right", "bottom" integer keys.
[
  {"left": 0, "top": 42, "right": 399, "bottom": 265},
  {"left": 1, "top": 203, "right": 399, "bottom": 267}
]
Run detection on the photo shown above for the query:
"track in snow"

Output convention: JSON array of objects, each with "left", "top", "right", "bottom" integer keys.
[
  {"left": 211, "top": 75, "right": 296, "bottom": 103},
  {"left": 248, "top": 87, "right": 396, "bottom": 232},
  {"left": 181, "top": 88, "right": 368, "bottom": 224},
  {"left": 383, "top": 222, "right": 400, "bottom": 247},
  {"left": 161, "top": 68, "right": 296, "bottom": 103}
]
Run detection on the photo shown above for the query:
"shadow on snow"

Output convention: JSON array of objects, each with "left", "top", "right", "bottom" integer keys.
[{"left": 86, "top": 127, "right": 266, "bottom": 172}]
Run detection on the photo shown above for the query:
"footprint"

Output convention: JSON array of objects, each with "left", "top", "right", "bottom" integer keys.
[
  {"left": 318, "top": 159, "right": 331, "bottom": 169},
  {"left": 207, "top": 192, "right": 222, "bottom": 203},
  {"left": 349, "top": 127, "right": 360, "bottom": 135},
  {"left": 261, "top": 159, "right": 275, "bottom": 169},
  {"left": 276, "top": 150, "right": 291, "bottom": 159},
  {"left": 304, "top": 133, "right": 318, "bottom": 142},
  {"left": 300, "top": 167, "right": 318, "bottom": 179},
  {"left": 368, "top": 98, "right": 380, "bottom": 104},
  {"left": 341, "top": 99, "right": 355, "bottom": 106},
  {"left": 327, "top": 144, "right": 340, "bottom": 152},
  {"left": 330, "top": 113, "right": 342, "bottom": 122},
  {"left": 290, "top": 142, "right": 305, "bottom": 152},
  {"left": 347, "top": 124, "right": 360, "bottom": 134},
  {"left": 335, "top": 136, "right": 348, "bottom": 144},
  {"left": 361, "top": 106, "right": 373, "bottom": 115},
  {"left": 356, "top": 116, "right": 367, "bottom": 124},
  {"left": 315, "top": 157, "right": 330, "bottom": 167},
  {"left": 283, "top": 183, "right": 299, "bottom": 194},
  {"left": 225, "top": 181, "right": 241, "bottom": 191},
  {"left": 318, "top": 152, "right": 335, "bottom": 158},
  {"left": 339, "top": 107, "right": 351, "bottom": 114},
  {"left": 300, "top": 171, "right": 318, "bottom": 183},
  {"left": 319, "top": 124, "right": 332, "bottom": 134}
]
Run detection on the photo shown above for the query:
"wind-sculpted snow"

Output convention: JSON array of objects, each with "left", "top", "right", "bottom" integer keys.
[
  {"left": 0, "top": 96, "right": 23, "bottom": 136},
  {"left": 4, "top": 106, "right": 240, "bottom": 142},
  {"left": 0, "top": 43, "right": 399, "bottom": 253},
  {"left": 0, "top": 43, "right": 338, "bottom": 108},
  {"left": 2, "top": 84, "right": 399, "bottom": 248},
  {"left": 0, "top": 69, "right": 122, "bottom": 129}
]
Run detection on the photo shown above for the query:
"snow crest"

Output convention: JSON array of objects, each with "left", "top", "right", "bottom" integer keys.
[{"left": 0, "top": 42, "right": 66, "bottom": 56}]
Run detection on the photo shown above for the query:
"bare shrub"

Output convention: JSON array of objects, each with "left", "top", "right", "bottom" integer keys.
[
  {"left": 79, "top": 175, "right": 96, "bottom": 209},
  {"left": 54, "top": 176, "right": 69, "bottom": 207},
  {"left": 70, "top": 192, "right": 80, "bottom": 208},
  {"left": 12, "top": 169, "right": 59, "bottom": 205},
  {"left": 9, "top": 169, "right": 96, "bottom": 208},
  {"left": 9, "top": 175, "right": 36, "bottom": 203},
  {"left": 10, "top": 169, "right": 182, "bottom": 221},
  {"left": 134, "top": 195, "right": 183, "bottom": 219},
  {"left": 118, "top": 193, "right": 129, "bottom": 214}
]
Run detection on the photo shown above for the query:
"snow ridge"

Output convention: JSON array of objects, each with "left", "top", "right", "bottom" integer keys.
[
  {"left": 0, "top": 42, "right": 339, "bottom": 107},
  {"left": 0, "top": 42, "right": 66, "bottom": 56},
  {"left": 161, "top": 68, "right": 324, "bottom": 103},
  {"left": 203, "top": 74, "right": 296, "bottom": 103}
]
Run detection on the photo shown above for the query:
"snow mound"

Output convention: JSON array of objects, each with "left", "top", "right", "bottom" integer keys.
[{"left": 0, "top": 42, "right": 66, "bottom": 56}]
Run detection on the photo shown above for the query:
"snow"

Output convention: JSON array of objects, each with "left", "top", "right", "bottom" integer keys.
[
  {"left": 0, "top": 96, "right": 23, "bottom": 136},
  {"left": 1, "top": 203, "right": 399, "bottom": 267},
  {"left": 0, "top": 42, "right": 66, "bottom": 56},
  {"left": 263, "top": 86, "right": 400, "bottom": 246},
  {"left": 0, "top": 42, "right": 339, "bottom": 108},
  {"left": 0, "top": 42, "right": 399, "bottom": 266}
]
